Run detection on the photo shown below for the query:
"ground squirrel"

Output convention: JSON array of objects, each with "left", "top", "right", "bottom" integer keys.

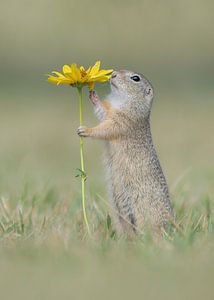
[{"left": 77, "top": 70, "right": 174, "bottom": 236}]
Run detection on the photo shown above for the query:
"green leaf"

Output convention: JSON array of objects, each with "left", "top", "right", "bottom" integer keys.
[{"left": 75, "top": 168, "right": 87, "bottom": 181}]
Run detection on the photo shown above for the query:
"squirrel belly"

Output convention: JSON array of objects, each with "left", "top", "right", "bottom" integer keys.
[{"left": 104, "top": 121, "right": 173, "bottom": 235}]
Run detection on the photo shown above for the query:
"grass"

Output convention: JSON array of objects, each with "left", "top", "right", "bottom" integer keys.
[
  {"left": 0, "top": 186, "right": 213, "bottom": 245},
  {"left": 0, "top": 189, "right": 213, "bottom": 300},
  {"left": 0, "top": 90, "right": 214, "bottom": 299}
]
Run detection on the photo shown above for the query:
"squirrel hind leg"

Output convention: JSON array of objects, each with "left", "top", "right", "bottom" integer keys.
[{"left": 116, "top": 213, "right": 138, "bottom": 238}]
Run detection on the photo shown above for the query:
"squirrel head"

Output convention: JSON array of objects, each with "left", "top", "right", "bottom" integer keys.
[{"left": 109, "top": 70, "right": 154, "bottom": 118}]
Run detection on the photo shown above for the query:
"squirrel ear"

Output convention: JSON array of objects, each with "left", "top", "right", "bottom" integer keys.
[
  {"left": 145, "top": 87, "right": 152, "bottom": 96},
  {"left": 145, "top": 86, "right": 154, "bottom": 100}
]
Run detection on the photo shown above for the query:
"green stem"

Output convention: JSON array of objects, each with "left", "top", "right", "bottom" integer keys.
[{"left": 77, "top": 87, "right": 91, "bottom": 235}]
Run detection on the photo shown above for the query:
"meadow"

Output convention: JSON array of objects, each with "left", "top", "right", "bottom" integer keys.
[
  {"left": 1, "top": 0, "right": 214, "bottom": 299},
  {"left": 0, "top": 85, "right": 213, "bottom": 299}
]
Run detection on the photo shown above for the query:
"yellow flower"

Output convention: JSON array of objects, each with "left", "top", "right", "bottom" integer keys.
[{"left": 47, "top": 61, "right": 113, "bottom": 90}]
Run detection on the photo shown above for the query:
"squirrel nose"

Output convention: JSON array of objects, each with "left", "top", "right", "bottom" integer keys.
[{"left": 111, "top": 71, "right": 117, "bottom": 79}]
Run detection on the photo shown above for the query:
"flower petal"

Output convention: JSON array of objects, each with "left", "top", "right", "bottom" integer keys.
[
  {"left": 86, "top": 66, "right": 92, "bottom": 74},
  {"left": 52, "top": 71, "right": 65, "bottom": 77},
  {"left": 92, "top": 75, "right": 111, "bottom": 82},
  {"left": 71, "top": 63, "right": 81, "bottom": 82},
  {"left": 48, "top": 76, "right": 60, "bottom": 84},
  {"left": 48, "top": 75, "right": 73, "bottom": 85},
  {"left": 63, "top": 65, "right": 71, "bottom": 74},
  {"left": 90, "top": 70, "right": 113, "bottom": 79},
  {"left": 90, "top": 61, "right": 101, "bottom": 75}
]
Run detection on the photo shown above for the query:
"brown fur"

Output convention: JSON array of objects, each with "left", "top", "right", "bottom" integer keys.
[{"left": 77, "top": 70, "right": 174, "bottom": 237}]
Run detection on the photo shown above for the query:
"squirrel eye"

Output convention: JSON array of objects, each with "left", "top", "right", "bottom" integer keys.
[{"left": 131, "top": 75, "right": 141, "bottom": 82}]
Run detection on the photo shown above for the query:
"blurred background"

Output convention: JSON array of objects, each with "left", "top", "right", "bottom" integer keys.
[
  {"left": 0, "top": 0, "right": 214, "bottom": 299},
  {"left": 0, "top": 1, "right": 214, "bottom": 299},
  {"left": 0, "top": 0, "right": 213, "bottom": 198}
]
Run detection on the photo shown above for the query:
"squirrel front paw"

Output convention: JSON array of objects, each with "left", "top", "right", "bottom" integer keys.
[
  {"left": 77, "top": 126, "right": 90, "bottom": 137},
  {"left": 89, "top": 90, "right": 100, "bottom": 105}
]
